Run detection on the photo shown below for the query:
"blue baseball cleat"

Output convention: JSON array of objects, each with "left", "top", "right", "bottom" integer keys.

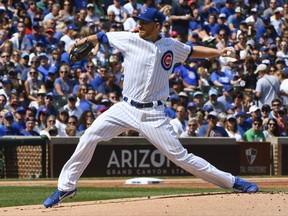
[
  {"left": 44, "top": 188, "right": 77, "bottom": 208},
  {"left": 233, "top": 177, "right": 259, "bottom": 193}
]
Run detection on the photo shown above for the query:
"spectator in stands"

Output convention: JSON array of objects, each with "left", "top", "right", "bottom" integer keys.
[
  {"left": 43, "top": 3, "right": 62, "bottom": 23},
  {"left": 12, "top": 106, "right": 26, "bottom": 132},
  {"left": 263, "top": 117, "right": 280, "bottom": 138},
  {"left": 10, "top": 25, "right": 31, "bottom": 52},
  {"left": 27, "top": 22, "right": 47, "bottom": 48},
  {"left": 170, "top": 105, "right": 188, "bottom": 137},
  {"left": 0, "top": 109, "right": 8, "bottom": 126},
  {"left": 225, "top": 114, "right": 243, "bottom": 141},
  {"left": 108, "top": 91, "right": 120, "bottom": 105},
  {"left": 0, "top": 94, "right": 7, "bottom": 111},
  {"left": 24, "top": 67, "right": 46, "bottom": 102},
  {"left": 53, "top": 63, "right": 73, "bottom": 96},
  {"left": 77, "top": 110, "right": 95, "bottom": 132},
  {"left": 199, "top": 0, "right": 218, "bottom": 22},
  {"left": 202, "top": 14, "right": 217, "bottom": 42},
  {"left": 243, "top": 117, "right": 266, "bottom": 141},
  {"left": 59, "top": 1, "right": 74, "bottom": 22},
  {"left": 254, "top": 63, "right": 280, "bottom": 108},
  {"left": 37, "top": 52, "right": 52, "bottom": 82},
  {"left": 123, "top": 9, "right": 139, "bottom": 32},
  {"left": 217, "top": 112, "right": 227, "bottom": 127},
  {"left": 268, "top": 98, "right": 282, "bottom": 119},
  {"left": 261, "top": 104, "right": 271, "bottom": 127},
  {"left": 60, "top": 24, "right": 79, "bottom": 52},
  {"left": 204, "top": 88, "right": 225, "bottom": 113},
  {"left": 236, "top": 111, "right": 250, "bottom": 137},
  {"left": 227, "top": 6, "right": 244, "bottom": 33},
  {"left": 180, "top": 117, "right": 198, "bottom": 137},
  {"left": 231, "top": 91, "right": 245, "bottom": 112},
  {"left": 97, "top": 72, "right": 122, "bottom": 99},
  {"left": 172, "top": 60, "right": 201, "bottom": 91},
  {"left": 0, "top": 112, "right": 20, "bottom": 136},
  {"left": 0, "top": 77, "right": 12, "bottom": 103},
  {"left": 164, "top": 97, "right": 178, "bottom": 120},
  {"left": 276, "top": 105, "right": 288, "bottom": 135},
  {"left": 198, "top": 111, "right": 229, "bottom": 137},
  {"left": 217, "top": 85, "right": 233, "bottom": 107},
  {"left": 107, "top": 0, "right": 128, "bottom": 23},
  {"left": 211, "top": 13, "right": 231, "bottom": 42},
  {"left": 245, "top": 8, "right": 264, "bottom": 30},
  {"left": 85, "top": 61, "right": 98, "bottom": 84},
  {"left": 187, "top": 101, "right": 197, "bottom": 119},
  {"left": 263, "top": 0, "right": 279, "bottom": 17},
  {"left": 74, "top": 9, "right": 87, "bottom": 30},
  {"left": 246, "top": 105, "right": 261, "bottom": 126},
  {"left": 55, "top": 108, "right": 69, "bottom": 136},
  {"left": 85, "top": 3, "right": 100, "bottom": 26},
  {"left": 220, "top": 0, "right": 235, "bottom": 19},
  {"left": 192, "top": 91, "right": 204, "bottom": 109},
  {"left": 170, "top": 0, "right": 192, "bottom": 42},
  {"left": 44, "top": 29, "right": 59, "bottom": 54},
  {"left": 67, "top": 115, "right": 79, "bottom": 130},
  {"left": 62, "top": 94, "right": 82, "bottom": 120},
  {"left": 79, "top": 87, "right": 98, "bottom": 112},
  {"left": 39, "top": 116, "right": 58, "bottom": 139},
  {"left": 124, "top": 0, "right": 145, "bottom": 16},
  {"left": 65, "top": 124, "right": 77, "bottom": 136},
  {"left": 210, "top": 60, "right": 232, "bottom": 86},
  {"left": 20, "top": 117, "right": 39, "bottom": 136},
  {"left": 195, "top": 108, "right": 206, "bottom": 127},
  {"left": 37, "top": 92, "right": 58, "bottom": 118}
]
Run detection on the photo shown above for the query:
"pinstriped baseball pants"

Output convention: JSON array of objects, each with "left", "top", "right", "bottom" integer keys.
[{"left": 58, "top": 101, "right": 235, "bottom": 191}]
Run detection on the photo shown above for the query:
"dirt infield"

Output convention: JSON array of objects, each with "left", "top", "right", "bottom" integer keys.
[{"left": 1, "top": 178, "right": 288, "bottom": 216}]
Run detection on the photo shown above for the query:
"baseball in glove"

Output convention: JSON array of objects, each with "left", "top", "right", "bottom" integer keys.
[{"left": 69, "top": 39, "right": 94, "bottom": 62}]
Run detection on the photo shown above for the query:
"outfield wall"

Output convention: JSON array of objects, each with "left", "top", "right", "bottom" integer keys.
[{"left": 1, "top": 136, "right": 285, "bottom": 178}]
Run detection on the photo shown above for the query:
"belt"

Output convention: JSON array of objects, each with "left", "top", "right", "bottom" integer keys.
[{"left": 123, "top": 97, "right": 163, "bottom": 108}]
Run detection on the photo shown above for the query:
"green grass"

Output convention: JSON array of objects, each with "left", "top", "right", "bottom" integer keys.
[
  {"left": 0, "top": 186, "right": 229, "bottom": 208},
  {"left": 0, "top": 186, "right": 287, "bottom": 208}
]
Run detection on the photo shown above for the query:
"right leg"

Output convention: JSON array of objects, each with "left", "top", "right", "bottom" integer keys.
[{"left": 58, "top": 103, "right": 135, "bottom": 191}]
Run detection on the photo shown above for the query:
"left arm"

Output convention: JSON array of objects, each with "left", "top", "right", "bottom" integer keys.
[{"left": 191, "top": 46, "right": 235, "bottom": 58}]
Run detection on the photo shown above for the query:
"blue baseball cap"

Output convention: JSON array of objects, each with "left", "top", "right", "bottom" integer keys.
[
  {"left": 48, "top": 66, "right": 58, "bottom": 74},
  {"left": 208, "top": 88, "right": 218, "bottom": 96},
  {"left": 236, "top": 111, "right": 246, "bottom": 117},
  {"left": 260, "top": 46, "right": 268, "bottom": 52},
  {"left": 283, "top": 68, "right": 288, "bottom": 73},
  {"left": 193, "top": 91, "right": 203, "bottom": 98},
  {"left": 32, "top": 22, "right": 40, "bottom": 28},
  {"left": 133, "top": 8, "right": 165, "bottom": 25},
  {"left": 16, "top": 106, "right": 26, "bottom": 113},
  {"left": 187, "top": 102, "right": 197, "bottom": 108},
  {"left": 225, "top": 104, "right": 235, "bottom": 111},
  {"left": 203, "top": 105, "right": 213, "bottom": 112},
  {"left": 223, "top": 85, "right": 233, "bottom": 92},
  {"left": 67, "top": 24, "right": 79, "bottom": 31},
  {"left": 4, "top": 112, "right": 14, "bottom": 119},
  {"left": 39, "top": 52, "right": 49, "bottom": 58},
  {"left": 21, "top": 52, "right": 29, "bottom": 58},
  {"left": 2, "top": 77, "right": 11, "bottom": 84}
]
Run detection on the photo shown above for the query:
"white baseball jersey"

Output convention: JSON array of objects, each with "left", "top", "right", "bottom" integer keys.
[
  {"left": 106, "top": 32, "right": 191, "bottom": 102},
  {"left": 57, "top": 32, "right": 235, "bottom": 192}
]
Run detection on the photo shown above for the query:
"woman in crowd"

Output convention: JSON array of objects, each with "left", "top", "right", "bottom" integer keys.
[
  {"left": 24, "top": 67, "right": 46, "bottom": 102},
  {"left": 263, "top": 118, "right": 280, "bottom": 138},
  {"left": 53, "top": 63, "right": 74, "bottom": 96},
  {"left": 225, "top": 114, "right": 243, "bottom": 141}
]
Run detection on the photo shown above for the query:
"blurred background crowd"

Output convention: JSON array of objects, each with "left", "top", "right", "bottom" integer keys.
[{"left": 0, "top": 0, "right": 287, "bottom": 140}]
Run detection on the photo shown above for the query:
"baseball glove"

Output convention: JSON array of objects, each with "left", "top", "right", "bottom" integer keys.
[{"left": 69, "top": 39, "right": 94, "bottom": 62}]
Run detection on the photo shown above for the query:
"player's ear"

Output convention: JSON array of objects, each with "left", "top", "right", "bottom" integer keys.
[{"left": 155, "top": 22, "right": 162, "bottom": 30}]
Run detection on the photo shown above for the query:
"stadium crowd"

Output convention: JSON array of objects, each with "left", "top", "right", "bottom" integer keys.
[{"left": 0, "top": 0, "right": 287, "bottom": 140}]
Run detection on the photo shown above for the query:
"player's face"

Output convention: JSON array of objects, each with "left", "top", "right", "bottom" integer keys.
[{"left": 138, "top": 20, "right": 161, "bottom": 42}]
